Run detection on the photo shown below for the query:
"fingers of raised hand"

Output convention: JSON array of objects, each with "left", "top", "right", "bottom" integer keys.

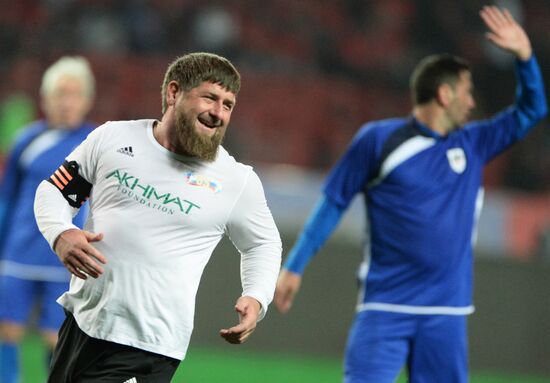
[{"left": 481, "top": 6, "right": 515, "bottom": 33}]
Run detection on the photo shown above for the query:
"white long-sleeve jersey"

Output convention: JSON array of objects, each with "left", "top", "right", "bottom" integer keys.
[{"left": 34, "top": 119, "right": 282, "bottom": 360}]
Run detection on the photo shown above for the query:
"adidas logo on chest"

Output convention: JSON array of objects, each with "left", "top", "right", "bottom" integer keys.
[{"left": 117, "top": 146, "right": 134, "bottom": 157}]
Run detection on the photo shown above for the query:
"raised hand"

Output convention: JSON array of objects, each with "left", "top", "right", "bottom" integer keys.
[{"left": 480, "top": 5, "right": 532, "bottom": 61}]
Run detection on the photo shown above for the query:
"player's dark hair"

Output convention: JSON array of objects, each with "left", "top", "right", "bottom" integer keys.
[
  {"left": 161, "top": 52, "right": 241, "bottom": 113},
  {"left": 410, "top": 54, "right": 471, "bottom": 105}
]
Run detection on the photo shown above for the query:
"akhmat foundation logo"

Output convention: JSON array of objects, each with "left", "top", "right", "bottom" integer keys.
[{"left": 106, "top": 169, "right": 201, "bottom": 215}]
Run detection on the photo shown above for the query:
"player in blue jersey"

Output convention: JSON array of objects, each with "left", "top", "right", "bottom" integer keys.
[
  {"left": 275, "top": 6, "right": 547, "bottom": 383},
  {"left": 0, "top": 56, "right": 95, "bottom": 383}
]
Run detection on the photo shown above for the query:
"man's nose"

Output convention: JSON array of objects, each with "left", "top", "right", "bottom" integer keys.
[{"left": 210, "top": 101, "right": 223, "bottom": 118}]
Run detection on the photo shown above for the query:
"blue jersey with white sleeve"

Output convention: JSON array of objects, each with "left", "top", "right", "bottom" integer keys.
[
  {"left": 0, "top": 120, "right": 94, "bottom": 282},
  {"left": 285, "top": 56, "right": 547, "bottom": 315}
]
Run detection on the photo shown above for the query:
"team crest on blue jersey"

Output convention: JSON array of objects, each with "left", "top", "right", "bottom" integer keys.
[
  {"left": 446, "top": 148, "right": 466, "bottom": 174},
  {"left": 185, "top": 171, "right": 222, "bottom": 193}
]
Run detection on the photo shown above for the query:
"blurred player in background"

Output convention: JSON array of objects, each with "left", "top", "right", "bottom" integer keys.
[
  {"left": 0, "top": 56, "right": 95, "bottom": 383},
  {"left": 34, "top": 52, "right": 281, "bottom": 382},
  {"left": 275, "top": 6, "right": 547, "bottom": 383}
]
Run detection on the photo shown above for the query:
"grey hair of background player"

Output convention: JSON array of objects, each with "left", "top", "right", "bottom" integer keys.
[
  {"left": 40, "top": 56, "right": 96, "bottom": 99},
  {"left": 38, "top": 56, "right": 96, "bottom": 129}
]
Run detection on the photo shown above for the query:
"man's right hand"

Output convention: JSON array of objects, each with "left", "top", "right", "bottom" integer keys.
[
  {"left": 54, "top": 229, "right": 107, "bottom": 279},
  {"left": 274, "top": 269, "right": 302, "bottom": 314}
]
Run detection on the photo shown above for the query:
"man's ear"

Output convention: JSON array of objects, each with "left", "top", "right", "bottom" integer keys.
[
  {"left": 436, "top": 83, "right": 454, "bottom": 107},
  {"left": 166, "top": 81, "right": 180, "bottom": 108}
]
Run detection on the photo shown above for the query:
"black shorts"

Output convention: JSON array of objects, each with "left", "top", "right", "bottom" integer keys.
[{"left": 48, "top": 311, "right": 180, "bottom": 383}]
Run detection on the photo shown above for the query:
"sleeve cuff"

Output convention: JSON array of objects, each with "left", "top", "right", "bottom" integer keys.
[{"left": 241, "top": 292, "right": 268, "bottom": 321}]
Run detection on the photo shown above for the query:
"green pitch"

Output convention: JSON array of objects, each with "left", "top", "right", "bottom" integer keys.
[{"left": 22, "top": 333, "right": 548, "bottom": 383}]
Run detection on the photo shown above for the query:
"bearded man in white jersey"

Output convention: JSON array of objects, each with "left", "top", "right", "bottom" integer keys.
[{"left": 34, "top": 52, "right": 282, "bottom": 382}]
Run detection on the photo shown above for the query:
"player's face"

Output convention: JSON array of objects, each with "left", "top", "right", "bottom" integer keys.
[
  {"left": 174, "top": 81, "right": 236, "bottom": 161},
  {"left": 447, "top": 71, "right": 475, "bottom": 128},
  {"left": 42, "top": 75, "right": 92, "bottom": 129}
]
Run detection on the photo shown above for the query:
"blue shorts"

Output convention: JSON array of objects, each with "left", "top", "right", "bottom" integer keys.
[
  {"left": 344, "top": 310, "right": 468, "bottom": 383},
  {"left": 0, "top": 275, "right": 68, "bottom": 332}
]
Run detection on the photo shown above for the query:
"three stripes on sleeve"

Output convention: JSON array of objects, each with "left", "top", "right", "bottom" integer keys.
[{"left": 47, "top": 160, "right": 93, "bottom": 208}]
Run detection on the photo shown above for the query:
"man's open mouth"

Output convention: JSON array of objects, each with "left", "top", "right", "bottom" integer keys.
[{"left": 198, "top": 117, "right": 219, "bottom": 129}]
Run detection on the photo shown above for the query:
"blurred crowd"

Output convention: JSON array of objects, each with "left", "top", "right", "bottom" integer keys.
[{"left": 1, "top": 0, "right": 549, "bottom": 191}]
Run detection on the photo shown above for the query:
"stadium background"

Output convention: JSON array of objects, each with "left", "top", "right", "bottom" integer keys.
[{"left": 0, "top": 0, "right": 549, "bottom": 381}]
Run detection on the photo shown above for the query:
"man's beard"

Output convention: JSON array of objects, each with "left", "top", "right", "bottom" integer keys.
[{"left": 174, "top": 110, "right": 226, "bottom": 161}]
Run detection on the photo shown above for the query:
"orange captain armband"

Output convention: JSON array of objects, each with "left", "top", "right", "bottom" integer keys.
[{"left": 47, "top": 160, "right": 92, "bottom": 208}]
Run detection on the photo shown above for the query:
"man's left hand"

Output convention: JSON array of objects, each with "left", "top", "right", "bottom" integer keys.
[{"left": 480, "top": 5, "right": 532, "bottom": 61}]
